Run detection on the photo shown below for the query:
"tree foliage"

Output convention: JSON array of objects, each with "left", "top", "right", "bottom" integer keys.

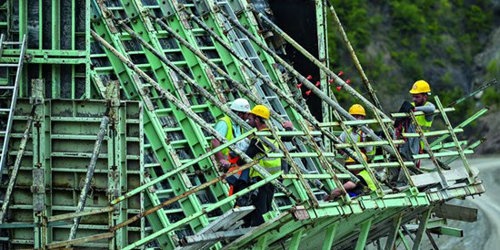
[{"left": 327, "top": 0, "right": 497, "bottom": 123}]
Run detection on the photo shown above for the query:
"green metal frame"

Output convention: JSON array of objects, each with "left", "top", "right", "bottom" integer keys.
[{"left": 0, "top": 0, "right": 489, "bottom": 249}]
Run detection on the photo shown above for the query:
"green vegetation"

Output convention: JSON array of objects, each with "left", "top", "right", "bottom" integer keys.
[{"left": 328, "top": 0, "right": 497, "bottom": 124}]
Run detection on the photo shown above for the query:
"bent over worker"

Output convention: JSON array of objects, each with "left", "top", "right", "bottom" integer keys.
[
  {"left": 211, "top": 98, "right": 251, "bottom": 195},
  {"left": 236, "top": 105, "right": 281, "bottom": 227},
  {"left": 211, "top": 98, "right": 251, "bottom": 170}
]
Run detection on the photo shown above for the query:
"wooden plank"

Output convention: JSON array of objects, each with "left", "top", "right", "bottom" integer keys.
[{"left": 433, "top": 203, "right": 478, "bottom": 222}]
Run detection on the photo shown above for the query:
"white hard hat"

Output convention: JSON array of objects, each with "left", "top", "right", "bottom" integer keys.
[{"left": 230, "top": 98, "right": 250, "bottom": 113}]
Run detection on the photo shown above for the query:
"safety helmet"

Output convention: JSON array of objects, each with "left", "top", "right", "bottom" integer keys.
[
  {"left": 345, "top": 152, "right": 367, "bottom": 164},
  {"left": 348, "top": 104, "right": 366, "bottom": 116},
  {"left": 230, "top": 98, "right": 251, "bottom": 113},
  {"left": 249, "top": 105, "right": 270, "bottom": 120},
  {"left": 409, "top": 80, "right": 431, "bottom": 94}
]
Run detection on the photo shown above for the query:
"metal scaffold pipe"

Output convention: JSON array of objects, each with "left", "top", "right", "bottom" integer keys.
[
  {"left": 90, "top": 30, "right": 296, "bottom": 203},
  {"left": 189, "top": 12, "right": 369, "bottom": 176},
  {"left": 325, "top": 1, "right": 383, "bottom": 111},
  {"left": 153, "top": 16, "right": 355, "bottom": 186},
  {"left": 222, "top": 12, "right": 396, "bottom": 155},
  {"left": 67, "top": 115, "right": 109, "bottom": 241},
  {"left": 221, "top": 10, "right": 415, "bottom": 185},
  {"left": 256, "top": 13, "right": 390, "bottom": 121},
  {"left": 123, "top": 17, "right": 346, "bottom": 199},
  {"left": 117, "top": 21, "right": 278, "bottom": 154},
  {"left": 0, "top": 109, "right": 35, "bottom": 223}
]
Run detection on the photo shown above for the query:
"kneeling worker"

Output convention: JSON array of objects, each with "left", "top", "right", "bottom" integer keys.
[{"left": 324, "top": 153, "right": 376, "bottom": 201}]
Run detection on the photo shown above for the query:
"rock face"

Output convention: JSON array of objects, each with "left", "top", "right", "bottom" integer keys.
[
  {"left": 475, "top": 111, "right": 500, "bottom": 154},
  {"left": 473, "top": 27, "right": 500, "bottom": 154}
]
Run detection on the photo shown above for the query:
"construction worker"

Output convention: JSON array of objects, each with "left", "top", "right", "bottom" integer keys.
[
  {"left": 323, "top": 153, "right": 376, "bottom": 201},
  {"left": 212, "top": 98, "right": 251, "bottom": 169},
  {"left": 396, "top": 80, "right": 436, "bottom": 161},
  {"left": 211, "top": 98, "right": 251, "bottom": 195},
  {"left": 339, "top": 104, "right": 375, "bottom": 160},
  {"left": 406, "top": 80, "right": 436, "bottom": 132},
  {"left": 236, "top": 105, "right": 282, "bottom": 227}
]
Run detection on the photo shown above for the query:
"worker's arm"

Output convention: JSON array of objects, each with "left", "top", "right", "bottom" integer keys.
[
  {"left": 236, "top": 138, "right": 262, "bottom": 166},
  {"left": 414, "top": 102, "right": 435, "bottom": 114},
  {"left": 324, "top": 181, "right": 357, "bottom": 201},
  {"left": 212, "top": 120, "right": 230, "bottom": 169},
  {"left": 280, "top": 120, "right": 294, "bottom": 142},
  {"left": 211, "top": 139, "right": 225, "bottom": 161}
]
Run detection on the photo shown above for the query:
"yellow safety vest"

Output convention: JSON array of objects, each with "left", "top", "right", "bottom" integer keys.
[
  {"left": 358, "top": 170, "right": 376, "bottom": 192},
  {"left": 249, "top": 132, "right": 281, "bottom": 179},
  {"left": 220, "top": 116, "right": 233, "bottom": 156},
  {"left": 346, "top": 128, "right": 375, "bottom": 157},
  {"left": 412, "top": 102, "right": 433, "bottom": 132}
]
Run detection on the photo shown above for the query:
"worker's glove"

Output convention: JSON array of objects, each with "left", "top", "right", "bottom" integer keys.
[{"left": 399, "top": 101, "right": 414, "bottom": 113}]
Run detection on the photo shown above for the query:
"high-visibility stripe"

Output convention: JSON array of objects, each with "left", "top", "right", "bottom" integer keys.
[
  {"left": 220, "top": 116, "right": 233, "bottom": 156},
  {"left": 412, "top": 102, "right": 433, "bottom": 132},
  {"left": 250, "top": 131, "right": 281, "bottom": 178},
  {"left": 358, "top": 170, "right": 376, "bottom": 192}
]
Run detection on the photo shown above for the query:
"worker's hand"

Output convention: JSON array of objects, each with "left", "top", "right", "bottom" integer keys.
[
  {"left": 282, "top": 120, "right": 293, "bottom": 131},
  {"left": 400, "top": 101, "right": 414, "bottom": 113},
  {"left": 219, "top": 159, "right": 231, "bottom": 172},
  {"left": 323, "top": 188, "right": 345, "bottom": 201}
]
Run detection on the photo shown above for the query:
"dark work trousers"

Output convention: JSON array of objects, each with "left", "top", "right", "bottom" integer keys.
[{"left": 243, "top": 181, "right": 275, "bottom": 227}]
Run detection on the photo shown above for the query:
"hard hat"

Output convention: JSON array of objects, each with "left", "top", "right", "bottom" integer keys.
[
  {"left": 409, "top": 80, "right": 431, "bottom": 94},
  {"left": 345, "top": 152, "right": 367, "bottom": 164},
  {"left": 249, "top": 105, "right": 270, "bottom": 119},
  {"left": 230, "top": 98, "right": 251, "bottom": 113},
  {"left": 348, "top": 104, "right": 366, "bottom": 116}
]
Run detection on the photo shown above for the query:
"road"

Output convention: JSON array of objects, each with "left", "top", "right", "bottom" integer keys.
[{"left": 424, "top": 156, "right": 500, "bottom": 250}]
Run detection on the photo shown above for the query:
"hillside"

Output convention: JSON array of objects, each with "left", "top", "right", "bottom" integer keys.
[{"left": 327, "top": 0, "right": 500, "bottom": 153}]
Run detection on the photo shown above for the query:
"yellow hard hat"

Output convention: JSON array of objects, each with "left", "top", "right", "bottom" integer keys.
[
  {"left": 409, "top": 80, "right": 431, "bottom": 94},
  {"left": 249, "top": 105, "right": 271, "bottom": 119},
  {"left": 345, "top": 152, "right": 367, "bottom": 164},
  {"left": 348, "top": 104, "right": 366, "bottom": 116}
]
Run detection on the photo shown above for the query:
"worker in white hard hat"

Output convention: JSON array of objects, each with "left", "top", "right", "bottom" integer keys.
[{"left": 211, "top": 98, "right": 251, "bottom": 171}]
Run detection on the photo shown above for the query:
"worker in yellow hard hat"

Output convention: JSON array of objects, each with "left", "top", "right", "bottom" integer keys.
[
  {"left": 408, "top": 80, "right": 436, "bottom": 132},
  {"left": 323, "top": 152, "right": 376, "bottom": 201},
  {"left": 235, "top": 104, "right": 284, "bottom": 227},
  {"left": 395, "top": 80, "right": 436, "bottom": 171},
  {"left": 339, "top": 104, "right": 375, "bottom": 160}
]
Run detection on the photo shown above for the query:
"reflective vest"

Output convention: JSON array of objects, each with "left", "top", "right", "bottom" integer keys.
[
  {"left": 345, "top": 128, "right": 375, "bottom": 157},
  {"left": 358, "top": 170, "right": 376, "bottom": 192},
  {"left": 411, "top": 102, "right": 433, "bottom": 132},
  {"left": 220, "top": 116, "right": 233, "bottom": 156},
  {"left": 249, "top": 132, "right": 281, "bottom": 179}
]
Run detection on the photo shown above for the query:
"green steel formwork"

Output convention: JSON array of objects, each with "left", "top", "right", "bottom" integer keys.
[
  {"left": 0, "top": 0, "right": 488, "bottom": 249},
  {"left": 0, "top": 94, "right": 146, "bottom": 249}
]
